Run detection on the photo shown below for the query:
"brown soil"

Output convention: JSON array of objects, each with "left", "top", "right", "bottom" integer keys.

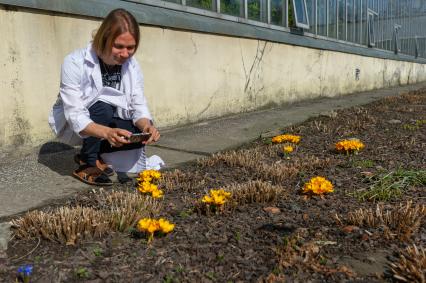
[{"left": 1, "top": 90, "right": 425, "bottom": 282}]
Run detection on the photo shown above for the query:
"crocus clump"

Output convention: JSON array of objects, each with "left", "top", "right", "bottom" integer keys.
[
  {"left": 335, "top": 139, "right": 365, "bottom": 153},
  {"left": 202, "top": 189, "right": 232, "bottom": 206},
  {"left": 137, "top": 218, "right": 174, "bottom": 242},
  {"left": 303, "top": 176, "right": 334, "bottom": 195},
  {"left": 137, "top": 170, "right": 163, "bottom": 198},
  {"left": 272, "top": 134, "right": 301, "bottom": 144}
]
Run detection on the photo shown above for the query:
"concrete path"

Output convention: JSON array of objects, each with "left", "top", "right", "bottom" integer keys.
[{"left": 1, "top": 82, "right": 426, "bottom": 221}]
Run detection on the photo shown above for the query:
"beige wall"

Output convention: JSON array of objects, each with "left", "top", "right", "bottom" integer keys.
[{"left": 1, "top": 7, "right": 425, "bottom": 147}]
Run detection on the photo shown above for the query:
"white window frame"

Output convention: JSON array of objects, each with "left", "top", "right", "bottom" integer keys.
[
  {"left": 292, "top": 0, "right": 310, "bottom": 29},
  {"left": 367, "top": 9, "right": 377, "bottom": 47}
]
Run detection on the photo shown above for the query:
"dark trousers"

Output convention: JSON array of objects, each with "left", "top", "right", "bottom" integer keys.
[{"left": 80, "top": 101, "right": 143, "bottom": 166}]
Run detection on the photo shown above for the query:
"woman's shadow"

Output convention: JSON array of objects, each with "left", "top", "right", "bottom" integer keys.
[{"left": 37, "top": 142, "right": 79, "bottom": 176}]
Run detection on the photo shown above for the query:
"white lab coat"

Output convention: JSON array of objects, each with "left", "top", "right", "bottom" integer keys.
[{"left": 48, "top": 43, "right": 152, "bottom": 146}]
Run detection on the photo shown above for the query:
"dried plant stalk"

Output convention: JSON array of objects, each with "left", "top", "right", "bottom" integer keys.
[
  {"left": 227, "top": 180, "right": 286, "bottom": 206},
  {"left": 200, "top": 148, "right": 331, "bottom": 184},
  {"left": 11, "top": 206, "right": 109, "bottom": 245},
  {"left": 159, "top": 169, "right": 206, "bottom": 192},
  {"left": 103, "top": 191, "right": 162, "bottom": 232},
  {"left": 347, "top": 201, "right": 425, "bottom": 240},
  {"left": 196, "top": 180, "right": 286, "bottom": 215},
  {"left": 11, "top": 191, "right": 162, "bottom": 244},
  {"left": 390, "top": 245, "right": 426, "bottom": 283},
  {"left": 277, "top": 237, "right": 355, "bottom": 278}
]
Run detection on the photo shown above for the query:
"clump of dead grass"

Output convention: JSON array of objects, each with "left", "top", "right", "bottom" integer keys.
[
  {"left": 227, "top": 180, "right": 286, "bottom": 206},
  {"left": 101, "top": 191, "right": 162, "bottom": 232},
  {"left": 199, "top": 148, "right": 332, "bottom": 184},
  {"left": 198, "top": 148, "right": 264, "bottom": 168},
  {"left": 159, "top": 169, "right": 207, "bottom": 192},
  {"left": 390, "top": 245, "right": 426, "bottom": 283},
  {"left": 401, "top": 92, "right": 426, "bottom": 104},
  {"left": 195, "top": 180, "right": 285, "bottom": 214},
  {"left": 345, "top": 201, "right": 425, "bottom": 241},
  {"left": 275, "top": 237, "right": 355, "bottom": 278},
  {"left": 11, "top": 206, "right": 110, "bottom": 245},
  {"left": 11, "top": 191, "right": 161, "bottom": 244}
]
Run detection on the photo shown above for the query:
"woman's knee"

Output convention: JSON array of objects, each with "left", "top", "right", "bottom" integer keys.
[{"left": 88, "top": 101, "right": 115, "bottom": 124}]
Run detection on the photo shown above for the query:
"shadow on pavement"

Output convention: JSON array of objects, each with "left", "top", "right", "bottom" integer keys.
[{"left": 38, "top": 142, "right": 78, "bottom": 176}]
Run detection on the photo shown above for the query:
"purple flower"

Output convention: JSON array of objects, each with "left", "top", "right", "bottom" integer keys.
[{"left": 17, "top": 264, "right": 33, "bottom": 276}]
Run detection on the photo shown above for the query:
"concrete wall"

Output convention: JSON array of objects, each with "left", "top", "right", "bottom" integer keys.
[{"left": 1, "top": 6, "right": 425, "bottom": 148}]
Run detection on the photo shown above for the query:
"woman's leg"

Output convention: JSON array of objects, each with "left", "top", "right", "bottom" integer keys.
[{"left": 80, "top": 101, "right": 115, "bottom": 166}]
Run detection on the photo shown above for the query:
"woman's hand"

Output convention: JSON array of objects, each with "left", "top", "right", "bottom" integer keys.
[
  {"left": 105, "top": 128, "right": 132, "bottom": 147},
  {"left": 143, "top": 125, "right": 160, "bottom": 144},
  {"left": 135, "top": 118, "right": 160, "bottom": 144}
]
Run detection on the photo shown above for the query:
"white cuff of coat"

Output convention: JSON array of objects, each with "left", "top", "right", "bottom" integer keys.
[
  {"left": 71, "top": 115, "right": 93, "bottom": 138},
  {"left": 132, "top": 112, "right": 152, "bottom": 125}
]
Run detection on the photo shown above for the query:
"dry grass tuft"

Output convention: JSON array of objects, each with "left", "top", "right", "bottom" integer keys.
[
  {"left": 276, "top": 237, "right": 355, "bottom": 278},
  {"left": 195, "top": 180, "right": 285, "bottom": 215},
  {"left": 101, "top": 191, "right": 162, "bottom": 232},
  {"left": 199, "top": 148, "right": 332, "bottom": 184},
  {"left": 198, "top": 149, "right": 264, "bottom": 168},
  {"left": 159, "top": 169, "right": 206, "bottom": 192},
  {"left": 227, "top": 180, "right": 286, "bottom": 207},
  {"left": 401, "top": 92, "right": 426, "bottom": 104},
  {"left": 346, "top": 201, "right": 425, "bottom": 240},
  {"left": 11, "top": 206, "right": 110, "bottom": 245},
  {"left": 390, "top": 245, "right": 426, "bottom": 283},
  {"left": 11, "top": 191, "right": 162, "bottom": 244}
]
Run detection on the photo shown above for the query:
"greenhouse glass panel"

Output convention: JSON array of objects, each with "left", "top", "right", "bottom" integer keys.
[
  {"left": 338, "top": 0, "right": 346, "bottom": 40},
  {"left": 221, "top": 0, "right": 242, "bottom": 16},
  {"left": 317, "top": 0, "right": 327, "bottom": 36},
  {"left": 271, "top": 0, "right": 284, "bottom": 26},
  {"left": 248, "top": 0, "right": 262, "bottom": 21},
  {"left": 186, "top": 0, "right": 215, "bottom": 10},
  {"left": 347, "top": 0, "right": 356, "bottom": 42},
  {"left": 306, "top": 0, "right": 316, "bottom": 33},
  {"left": 328, "top": 0, "right": 337, "bottom": 38}
]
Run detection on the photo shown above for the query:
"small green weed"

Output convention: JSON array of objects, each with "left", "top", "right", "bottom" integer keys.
[
  {"left": 319, "top": 256, "right": 327, "bottom": 265},
  {"left": 75, "top": 267, "right": 90, "bottom": 279},
  {"left": 234, "top": 231, "right": 241, "bottom": 241},
  {"left": 272, "top": 266, "right": 281, "bottom": 275},
  {"left": 216, "top": 253, "right": 225, "bottom": 262},
  {"left": 403, "top": 120, "right": 426, "bottom": 131},
  {"left": 262, "top": 138, "right": 273, "bottom": 145},
  {"left": 178, "top": 209, "right": 192, "bottom": 218},
  {"left": 351, "top": 159, "right": 375, "bottom": 168},
  {"left": 205, "top": 271, "right": 216, "bottom": 281},
  {"left": 34, "top": 255, "right": 42, "bottom": 264},
  {"left": 163, "top": 274, "right": 178, "bottom": 283},
  {"left": 92, "top": 247, "right": 103, "bottom": 257},
  {"left": 175, "top": 265, "right": 185, "bottom": 273},
  {"left": 403, "top": 124, "right": 420, "bottom": 131},
  {"left": 352, "top": 169, "right": 426, "bottom": 202}
]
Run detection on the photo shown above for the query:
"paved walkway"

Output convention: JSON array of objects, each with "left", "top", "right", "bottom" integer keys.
[{"left": 1, "top": 82, "right": 425, "bottom": 220}]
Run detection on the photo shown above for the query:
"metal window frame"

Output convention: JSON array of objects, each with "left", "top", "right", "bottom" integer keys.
[
  {"left": 292, "top": 0, "right": 310, "bottom": 29},
  {"left": 367, "top": 8, "right": 377, "bottom": 47},
  {"left": 393, "top": 24, "right": 402, "bottom": 54},
  {"left": 414, "top": 35, "right": 419, "bottom": 58}
]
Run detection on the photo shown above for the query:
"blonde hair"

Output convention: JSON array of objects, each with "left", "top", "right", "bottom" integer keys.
[{"left": 92, "top": 9, "right": 140, "bottom": 57}]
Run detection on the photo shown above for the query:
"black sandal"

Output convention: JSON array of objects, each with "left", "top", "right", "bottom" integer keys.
[
  {"left": 74, "top": 154, "right": 114, "bottom": 176},
  {"left": 73, "top": 165, "right": 113, "bottom": 186}
]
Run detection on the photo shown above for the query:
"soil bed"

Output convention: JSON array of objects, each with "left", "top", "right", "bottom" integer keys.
[{"left": 1, "top": 90, "right": 425, "bottom": 282}]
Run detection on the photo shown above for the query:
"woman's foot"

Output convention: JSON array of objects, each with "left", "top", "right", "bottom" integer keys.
[
  {"left": 74, "top": 154, "right": 115, "bottom": 176},
  {"left": 73, "top": 164, "right": 113, "bottom": 186}
]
